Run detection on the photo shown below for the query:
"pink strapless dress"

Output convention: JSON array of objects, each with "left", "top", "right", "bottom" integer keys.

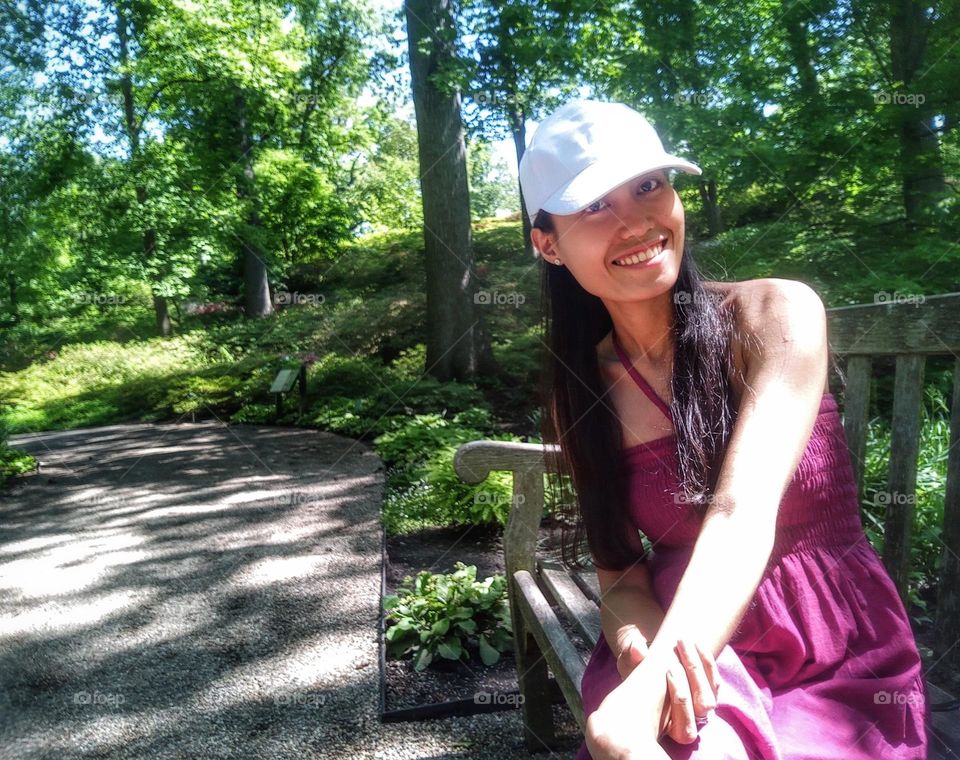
[{"left": 575, "top": 334, "right": 929, "bottom": 759}]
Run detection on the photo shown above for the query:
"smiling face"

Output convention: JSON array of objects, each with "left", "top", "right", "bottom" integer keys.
[{"left": 530, "top": 170, "right": 686, "bottom": 301}]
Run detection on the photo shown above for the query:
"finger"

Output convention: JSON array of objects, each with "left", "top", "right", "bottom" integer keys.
[
  {"left": 616, "top": 632, "right": 647, "bottom": 677},
  {"left": 658, "top": 672, "right": 675, "bottom": 740},
  {"left": 665, "top": 666, "right": 698, "bottom": 744},
  {"left": 616, "top": 645, "right": 640, "bottom": 680},
  {"left": 695, "top": 640, "right": 722, "bottom": 698},
  {"left": 677, "top": 638, "right": 715, "bottom": 716},
  {"left": 627, "top": 638, "right": 646, "bottom": 663}
]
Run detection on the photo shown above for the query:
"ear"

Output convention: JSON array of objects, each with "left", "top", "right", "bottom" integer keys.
[{"left": 530, "top": 227, "right": 553, "bottom": 259}]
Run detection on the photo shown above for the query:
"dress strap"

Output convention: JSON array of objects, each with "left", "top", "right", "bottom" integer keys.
[{"left": 611, "top": 330, "right": 673, "bottom": 423}]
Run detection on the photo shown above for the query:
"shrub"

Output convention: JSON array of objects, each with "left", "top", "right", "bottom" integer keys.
[
  {"left": 384, "top": 562, "right": 512, "bottom": 671},
  {"left": 375, "top": 412, "right": 485, "bottom": 470},
  {"left": 377, "top": 413, "right": 520, "bottom": 534},
  {"left": 0, "top": 420, "right": 36, "bottom": 486},
  {"left": 230, "top": 403, "right": 276, "bottom": 424}
]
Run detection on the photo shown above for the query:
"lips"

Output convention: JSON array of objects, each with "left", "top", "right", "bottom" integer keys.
[{"left": 611, "top": 235, "right": 668, "bottom": 266}]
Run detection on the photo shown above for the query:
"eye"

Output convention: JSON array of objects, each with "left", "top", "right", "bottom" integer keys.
[
  {"left": 583, "top": 198, "right": 609, "bottom": 215},
  {"left": 637, "top": 177, "right": 662, "bottom": 194}
]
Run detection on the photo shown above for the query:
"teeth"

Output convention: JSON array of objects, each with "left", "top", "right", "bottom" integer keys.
[{"left": 613, "top": 242, "right": 664, "bottom": 266}]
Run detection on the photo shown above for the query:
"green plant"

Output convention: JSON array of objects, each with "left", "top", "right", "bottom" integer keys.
[
  {"left": 380, "top": 440, "right": 519, "bottom": 535},
  {"left": 230, "top": 403, "right": 276, "bottom": 424},
  {"left": 860, "top": 384, "right": 951, "bottom": 619},
  {"left": 384, "top": 562, "right": 512, "bottom": 671}
]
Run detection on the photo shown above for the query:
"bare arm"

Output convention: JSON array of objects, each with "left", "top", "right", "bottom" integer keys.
[
  {"left": 623, "top": 279, "right": 830, "bottom": 679},
  {"left": 597, "top": 561, "right": 666, "bottom": 661}
]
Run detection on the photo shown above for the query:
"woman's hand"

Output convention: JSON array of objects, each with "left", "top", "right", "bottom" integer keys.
[
  {"left": 661, "top": 639, "right": 721, "bottom": 744},
  {"left": 610, "top": 633, "right": 721, "bottom": 747},
  {"left": 586, "top": 649, "right": 675, "bottom": 758}
]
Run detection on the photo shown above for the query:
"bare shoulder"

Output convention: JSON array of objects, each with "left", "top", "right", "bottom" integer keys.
[
  {"left": 734, "top": 278, "right": 824, "bottom": 339},
  {"left": 706, "top": 278, "right": 822, "bottom": 332},
  {"left": 704, "top": 278, "right": 828, "bottom": 394}
]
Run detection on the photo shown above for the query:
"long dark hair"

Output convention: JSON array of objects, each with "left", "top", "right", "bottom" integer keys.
[{"left": 535, "top": 209, "right": 744, "bottom": 571}]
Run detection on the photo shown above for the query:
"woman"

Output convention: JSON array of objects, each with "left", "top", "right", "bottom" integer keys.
[{"left": 518, "top": 99, "right": 929, "bottom": 759}]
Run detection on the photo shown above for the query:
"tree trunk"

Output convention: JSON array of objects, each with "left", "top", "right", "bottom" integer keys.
[
  {"left": 510, "top": 105, "right": 535, "bottom": 260},
  {"left": 888, "top": 0, "right": 947, "bottom": 228},
  {"left": 697, "top": 179, "right": 723, "bottom": 237},
  {"left": 7, "top": 273, "right": 17, "bottom": 324},
  {"left": 405, "top": 0, "right": 500, "bottom": 383},
  {"left": 116, "top": 1, "right": 170, "bottom": 336},
  {"left": 783, "top": 4, "right": 830, "bottom": 191},
  {"left": 784, "top": 6, "right": 819, "bottom": 103},
  {"left": 234, "top": 91, "right": 273, "bottom": 319},
  {"left": 153, "top": 292, "right": 171, "bottom": 336}
]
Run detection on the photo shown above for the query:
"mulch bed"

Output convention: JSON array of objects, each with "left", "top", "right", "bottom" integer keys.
[{"left": 383, "top": 523, "right": 527, "bottom": 712}]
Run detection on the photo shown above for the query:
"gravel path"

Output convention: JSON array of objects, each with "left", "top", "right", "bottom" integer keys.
[{"left": 1, "top": 422, "right": 581, "bottom": 759}]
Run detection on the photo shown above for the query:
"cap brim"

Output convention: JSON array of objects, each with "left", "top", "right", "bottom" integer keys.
[{"left": 540, "top": 155, "right": 702, "bottom": 217}]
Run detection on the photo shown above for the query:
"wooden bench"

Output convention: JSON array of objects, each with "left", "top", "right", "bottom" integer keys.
[{"left": 453, "top": 292, "right": 960, "bottom": 755}]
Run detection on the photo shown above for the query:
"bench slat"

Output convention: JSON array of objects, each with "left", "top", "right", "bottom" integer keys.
[
  {"left": 934, "top": 357, "right": 960, "bottom": 676},
  {"left": 573, "top": 567, "right": 602, "bottom": 605},
  {"left": 538, "top": 559, "right": 601, "bottom": 648},
  {"left": 841, "top": 355, "right": 871, "bottom": 495},
  {"left": 883, "top": 354, "right": 925, "bottom": 599},
  {"left": 514, "top": 569, "right": 587, "bottom": 730}
]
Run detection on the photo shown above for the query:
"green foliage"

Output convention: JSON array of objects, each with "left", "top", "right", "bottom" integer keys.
[
  {"left": 0, "top": 444, "right": 36, "bottom": 485},
  {"left": 0, "top": 420, "right": 37, "bottom": 486},
  {"left": 466, "top": 137, "right": 519, "bottom": 221},
  {"left": 383, "top": 562, "right": 512, "bottom": 671},
  {"left": 859, "top": 384, "right": 952, "bottom": 620},
  {"left": 0, "top": 336, "right": 209, "bottom": 432},
  {"left": 376, "top": 411, "right": 520, "bottom": 535},
  {"left": 255, "top": 148, "right": 358, "bottom": 265},
  {"left": 162, "top": 372, "right": 246, "bottom": 415},
  {"left": 305, "top": 350, "right": 494, "bottom": 443},
  {"left": 229, "top": 403, "right": 277, "bottom": 424},
  {"left": 374, "top": 410, "right": 492, "bottom": 470}
]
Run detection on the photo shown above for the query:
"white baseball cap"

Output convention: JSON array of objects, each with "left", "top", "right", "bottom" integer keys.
[{"left": 518, "top": 99, "right": 702, "bottom": 223}]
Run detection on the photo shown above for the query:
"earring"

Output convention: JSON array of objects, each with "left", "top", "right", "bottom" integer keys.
[{"left": 553, "top": 259, "right": 563, "bottom": 266}]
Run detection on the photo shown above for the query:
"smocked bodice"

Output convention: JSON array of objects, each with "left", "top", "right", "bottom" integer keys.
[{"left": 624, "top": 392, "right": 865, "bottom": 561}]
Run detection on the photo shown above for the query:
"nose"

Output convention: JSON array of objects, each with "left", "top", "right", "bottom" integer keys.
[{"left": 616, "top": 200, "right": 655, "bottom": 242}]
